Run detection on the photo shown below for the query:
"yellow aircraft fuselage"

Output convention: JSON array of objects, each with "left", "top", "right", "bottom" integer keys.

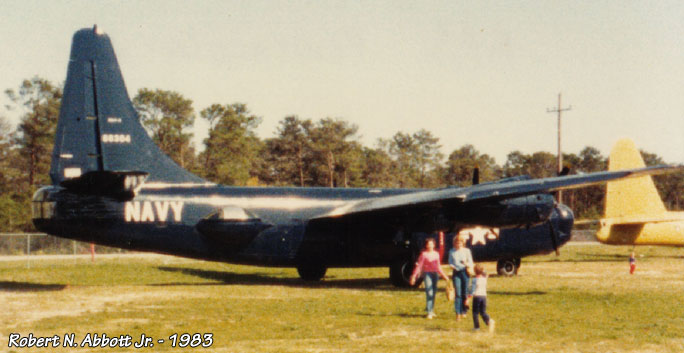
[{"left": 597, "top": 214, "right": 684, "bottom": 245}]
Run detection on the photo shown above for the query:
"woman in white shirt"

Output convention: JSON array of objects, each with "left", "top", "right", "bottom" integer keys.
[{"left": 448, "top": 235, "right": 473, "bottom": 319}]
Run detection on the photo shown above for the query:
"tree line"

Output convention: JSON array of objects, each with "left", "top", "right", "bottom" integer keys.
[{"left": 1, "top": 77, "right": 682, "bottom": 232}]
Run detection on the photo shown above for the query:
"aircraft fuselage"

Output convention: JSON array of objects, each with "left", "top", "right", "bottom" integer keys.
[{"left": 33, "top": 183, "right": 573, "bottom": 271}]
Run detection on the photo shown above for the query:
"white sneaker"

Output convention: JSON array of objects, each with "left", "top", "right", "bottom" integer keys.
[
  {"left": 488, "top": 319, "right": 495, "bottom": 333},
  {"left": 427, "top": 312, "right": 435, "bottom": 319}
]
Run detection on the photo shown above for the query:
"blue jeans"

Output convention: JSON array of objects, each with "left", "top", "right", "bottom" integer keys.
[
  {"left": 452, "top": 270, "right": 470, "bottom": 314},
  {"left": 472, "top": 296, "right": 490, "bottom": 329},
  {"left": 423, "top": 272, "right": 439, "bottom": 314}
]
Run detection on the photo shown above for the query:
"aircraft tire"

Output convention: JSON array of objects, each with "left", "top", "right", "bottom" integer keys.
[
  {"left": 297, "top": 261, "right": 327, "bottom": 281},
  {"left": 389, "top": 259, "right": 421, "bottom": 288},
  {"left": 497, "top": 258, "right": 518, "bottom": 277}
]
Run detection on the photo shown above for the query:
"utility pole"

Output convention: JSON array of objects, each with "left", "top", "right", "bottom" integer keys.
[{"left": 547, "top": 93, "right": 571, "bottom": 202}]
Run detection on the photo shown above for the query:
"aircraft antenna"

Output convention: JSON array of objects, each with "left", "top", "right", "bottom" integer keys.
[{"left": 546, "top": 93, "right": 571, "bottom": 203}]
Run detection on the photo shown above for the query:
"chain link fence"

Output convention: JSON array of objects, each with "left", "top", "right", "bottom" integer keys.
[
  {"left": 0, "top": 233, "right": 127, "bottom": 256},
  {"left": 570, "top": 230, "right": 598, "bottom": 242}
]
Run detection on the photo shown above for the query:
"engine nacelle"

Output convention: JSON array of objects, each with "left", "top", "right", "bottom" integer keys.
[{"left": 461, "top": 194, "right": 556, "bottom": 228}]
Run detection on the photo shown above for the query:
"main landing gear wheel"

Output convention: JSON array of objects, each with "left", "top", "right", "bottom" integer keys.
[
  {"left": 297, "top": 261, "right": 327, "bottom": 281},
  {"left": 389, "top": 259, "right": 420, "bottom": 288},
  {"left": 496, "top": 258, "right": 521, "bottom": 277}
]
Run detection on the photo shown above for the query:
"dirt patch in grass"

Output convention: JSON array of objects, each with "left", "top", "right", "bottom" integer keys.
[{"left": 0, "top": 286, "right": 209, "bottom": 329}]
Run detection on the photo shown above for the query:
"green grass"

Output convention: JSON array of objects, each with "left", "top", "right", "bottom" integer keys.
[{"left": 1, "top": 244, "right": 684, "bottom": 352}]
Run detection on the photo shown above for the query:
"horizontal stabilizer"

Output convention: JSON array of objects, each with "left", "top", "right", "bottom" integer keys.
[{"left": 60, "top": 171, "right": 148, "bottom": 200}]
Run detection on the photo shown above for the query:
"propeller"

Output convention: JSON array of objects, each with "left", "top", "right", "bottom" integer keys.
[
  {"left": 472, "top": 165, "right": 480, "bottom": 185},
  {"left": 547, "top": 217, "right": 561, "bottom": 256}
]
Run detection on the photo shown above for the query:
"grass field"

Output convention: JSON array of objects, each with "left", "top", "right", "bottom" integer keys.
[{"left": 1, "top": 244, "right": 683, "bottom": 352}]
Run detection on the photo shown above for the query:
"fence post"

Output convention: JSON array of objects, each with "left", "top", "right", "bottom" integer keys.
[{"left": 26, "top": 233, "right": 31, "bottom": 269}]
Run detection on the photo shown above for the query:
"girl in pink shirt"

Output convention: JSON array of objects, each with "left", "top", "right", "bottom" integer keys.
[{"left": 409, "top": 238, "right": 449, "bottom": 319}]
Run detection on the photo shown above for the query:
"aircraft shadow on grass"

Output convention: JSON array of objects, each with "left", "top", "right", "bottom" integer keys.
[
  {"left": 354, "top": 312, "right": 427, "bottom": 319},
  {"left": 154, "top": 266, "right": 407, "bottom": 292},
  {"left": 154, "top": 267, "right": 553, "bottom": 297},
  {"left": 489, "top": 290, "right": 546, "bottom": 296},
  {"left": 0, "top": 281, "right": 67, "bottom": 292}
]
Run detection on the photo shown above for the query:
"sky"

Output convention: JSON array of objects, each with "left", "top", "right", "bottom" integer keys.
[{"left": 1, "top": 0, "right": 683, "bottom": 165}]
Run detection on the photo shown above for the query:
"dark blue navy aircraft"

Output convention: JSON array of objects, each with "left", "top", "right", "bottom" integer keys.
[{"left": 31, "top": 27, "right": 675, "bottom": 286}]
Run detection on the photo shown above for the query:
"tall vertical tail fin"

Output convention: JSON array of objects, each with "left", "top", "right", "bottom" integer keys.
[
  {"left": 604, "top": 138, "right": 666, "bottom": 219},
  {"left": 50, "top": 26, "right": 203, "bottom": 187}
]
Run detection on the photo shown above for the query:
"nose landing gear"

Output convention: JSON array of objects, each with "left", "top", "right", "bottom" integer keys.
[{"left": 496, "top": 258, "right": 521, "bottom": 276}]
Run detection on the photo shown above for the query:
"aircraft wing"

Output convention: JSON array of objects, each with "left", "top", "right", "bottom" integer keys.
[{"left": 318, "top": 165, "right": 680, "bottom": 219}]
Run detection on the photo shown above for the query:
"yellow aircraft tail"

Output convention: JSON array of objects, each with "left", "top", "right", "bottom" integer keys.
[
  {"left": 604, "top": 138, "right": 666, "bottom": 219},
  {"left": 597, "top": 139, "right": 684, "bottom": 245}
]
